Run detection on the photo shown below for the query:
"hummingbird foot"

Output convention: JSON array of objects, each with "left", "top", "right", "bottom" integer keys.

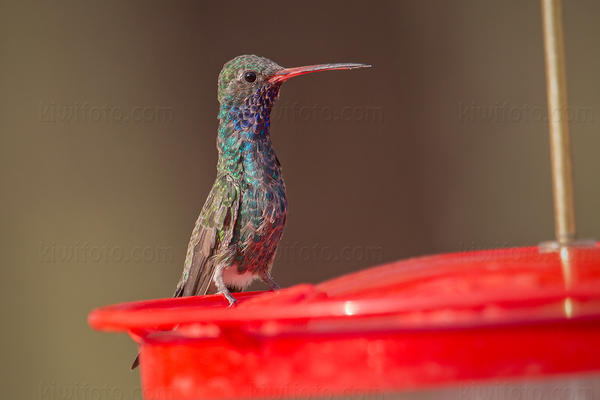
[
  {"left": 214, "top": 264, "right": 238, "bottom": 306},
  {"left": 260, "top": 271, "right": 280, "bottom": 291},
  {"left": 220, "top": 289, "right": 238, "bottom": 307}
]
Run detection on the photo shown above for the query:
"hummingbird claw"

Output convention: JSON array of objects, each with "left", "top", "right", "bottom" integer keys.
[{"left": 221, "top": 290, "right": 238, "bottom": 306}]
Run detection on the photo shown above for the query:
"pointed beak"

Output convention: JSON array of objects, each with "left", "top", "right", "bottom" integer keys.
[{"left": 269, "top": 63, "right": 371, "bottom": 84}]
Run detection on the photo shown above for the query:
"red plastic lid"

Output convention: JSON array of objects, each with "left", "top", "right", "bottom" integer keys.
[{"left": 89, "top": 245, "right": 600, "bottom": 399}]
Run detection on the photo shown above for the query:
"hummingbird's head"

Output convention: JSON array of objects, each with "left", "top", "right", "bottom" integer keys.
[
  {"left": 217, "top": 55, "right": 282, "bottom": 106},
  {"left": 217, "top": 55, "right": 370, "bottom": 107}
]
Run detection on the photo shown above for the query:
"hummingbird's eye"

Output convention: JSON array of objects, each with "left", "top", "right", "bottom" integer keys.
[{"left": 244, "top": 71, "right": 257, "bottom": 83}]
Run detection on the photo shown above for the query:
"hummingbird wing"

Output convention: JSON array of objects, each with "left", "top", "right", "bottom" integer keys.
[
  {"left": 131, "top": 175, "right": 241, "bottom": 370},
  {"left": 174, "top": 174, "right": 241, "bottom": 297}
]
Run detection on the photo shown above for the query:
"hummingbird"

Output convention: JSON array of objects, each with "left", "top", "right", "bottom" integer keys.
[{"left": 131, "top": 55, "right": 369, "bottom": 369}]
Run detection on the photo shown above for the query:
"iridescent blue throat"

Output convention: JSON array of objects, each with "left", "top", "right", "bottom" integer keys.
[{"left": 216, "top": 85, "right": 282, "bottom": 186}]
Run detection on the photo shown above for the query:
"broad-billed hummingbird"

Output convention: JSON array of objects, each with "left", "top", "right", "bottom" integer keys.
[{"left": 131, "top": 55, "right": 369, "bottom": 369}]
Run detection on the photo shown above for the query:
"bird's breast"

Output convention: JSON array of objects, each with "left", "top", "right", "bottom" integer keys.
[{"left": 233, "top": 171, "right": 287, "bottom": 273}]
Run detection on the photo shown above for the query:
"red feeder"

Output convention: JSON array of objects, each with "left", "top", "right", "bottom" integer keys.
[{"left": 88, "top": 244, "right": 600, "bottom": 399}]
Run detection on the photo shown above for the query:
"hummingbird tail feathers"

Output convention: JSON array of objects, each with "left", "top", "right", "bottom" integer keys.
[{"left": 131, "top": 354, "right": 140, "bottom": 370}]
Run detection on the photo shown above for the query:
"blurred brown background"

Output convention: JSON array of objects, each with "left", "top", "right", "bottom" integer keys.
[{"left": 1, "top": 0, "right": 599, "bottom": 399}]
